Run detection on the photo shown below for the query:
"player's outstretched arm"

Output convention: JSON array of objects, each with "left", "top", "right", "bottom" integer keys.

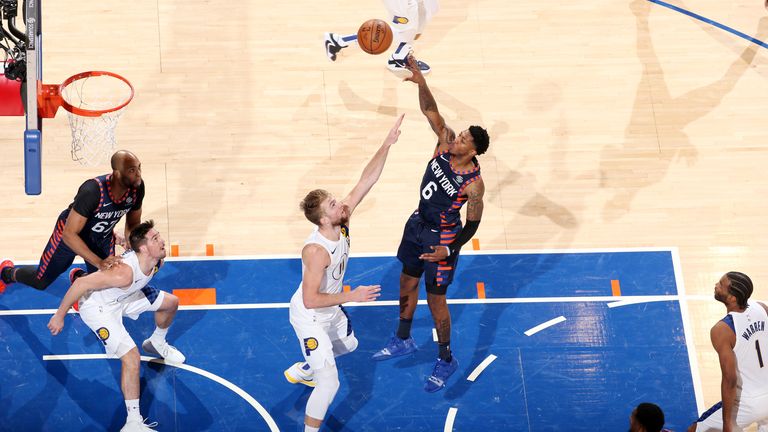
[
  {"left": 300, "top": 244, "right": 381, "bottom": 309},
  {"left": 403, "top": 54, "right": 455, "bottom": 154},
  {"left": 47, "top": 264, "right": 133, "bottom": 335},
  {"left": 711, "top": 321, "right": 737, "bottom": 432},
  {"left": 342, "top": 114, "right": 404, "bottom": 216}
]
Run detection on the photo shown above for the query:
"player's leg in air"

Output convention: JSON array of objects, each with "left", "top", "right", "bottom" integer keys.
[{"left": 324, "top": 0, "right": 438, "bottom": 75}]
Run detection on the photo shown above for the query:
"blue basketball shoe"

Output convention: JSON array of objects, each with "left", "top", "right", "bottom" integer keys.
[
  {"left": 387, "top": 56, "right": 431, "bottom": 78},
  {"left": 371, "top": 335, "right": 417, "bottom": 361},
  {"left": 424, "top": 357, "right": 458, "bottom": 393}
]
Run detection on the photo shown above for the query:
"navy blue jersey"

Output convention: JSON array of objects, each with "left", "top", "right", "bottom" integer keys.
[
  {"left": 417, "top": 150, "right": 481, "bottom": 228},
  {"left": 63, "top": 174, "right": 145, "bottom": 243}
]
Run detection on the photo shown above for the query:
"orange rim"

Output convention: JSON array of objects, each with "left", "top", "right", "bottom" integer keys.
[{"left": 59, "top": 71, "right": 134, "bottom": 117}]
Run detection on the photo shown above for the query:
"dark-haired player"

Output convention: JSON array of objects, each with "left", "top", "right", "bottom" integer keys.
[
  {"left": 48, "top": 220, "right": 184, "bottom": 432},
  {"left": 688, "top": 272, "right": 768, "bottom": 432},
  {"left": 1, "top": 150, "right": 144, "bottom": 293},
  {"left": 372, "top": 54, "right": 490, "bottom": 393}
]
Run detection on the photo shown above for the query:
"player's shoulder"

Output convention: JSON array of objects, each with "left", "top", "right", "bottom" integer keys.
[
  {"left": 78, "top": 177, "right": 101, "bottom": 192},
  {"left": 302, "top": 242, "right": 330, "bottom": 259}
]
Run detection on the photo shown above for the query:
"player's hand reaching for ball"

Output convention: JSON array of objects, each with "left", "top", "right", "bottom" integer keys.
[
  {"left": 384, "top": 113, "right": 405, "bottom": 147},
  {"left": 403, "top": 54, "right": 426, "bottom": 84},
  {"left": 350, "top": 285, "right": 381, "bottom": 303}
]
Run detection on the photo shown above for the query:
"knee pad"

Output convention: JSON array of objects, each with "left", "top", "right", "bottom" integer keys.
[
  {"left": 402, "top": 264, "right": 423, "bottom": 279},
  {"left": 426, "top": 282, "right": 447, "bottom": 295},
  {"left": 305, "top": 365, "right": 340, "bottom": 421},
  {"left": 331, "top": 333, "right": 358, "bottom": 357}
]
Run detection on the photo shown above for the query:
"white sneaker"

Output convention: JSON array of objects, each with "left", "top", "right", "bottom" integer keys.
[
  {"left": 284, "top": 362, "right": 315, "bottom": 387},
  {"left": 120, "top": 417, "right": 158, "bottom": 432},
  {"left": 324, "top": 32, "right": 346, "bottom": 61},
  {"left": 142, "top": 338, "right": 186, "bottom": 364}
]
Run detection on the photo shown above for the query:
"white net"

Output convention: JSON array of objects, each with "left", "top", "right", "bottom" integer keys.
[{"left": 61, "top": 73, "right": 132, "bottom": 166}]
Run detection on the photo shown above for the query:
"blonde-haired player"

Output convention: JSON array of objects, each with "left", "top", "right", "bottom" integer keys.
[
  {"left": 284, "top": 114, "right": 403, "bottom": 432},
  {"left": 324, "top": 0, "right": 439, "bottom": 76}
]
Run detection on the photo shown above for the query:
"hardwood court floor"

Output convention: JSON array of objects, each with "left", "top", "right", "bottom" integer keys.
[{"left": 1, "top": 0, "right": 767, "bottom": 427}]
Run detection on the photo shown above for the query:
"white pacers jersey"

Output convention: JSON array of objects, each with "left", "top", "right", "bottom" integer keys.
[
  {"left": 289, "top": 225, "right": 350, "bottom": 324},
  {"left": 80, "top": 250, "right": 154, "bottom": 307},
  {"left": 729, "top": 301, "right": 768, "bottom": 398}
]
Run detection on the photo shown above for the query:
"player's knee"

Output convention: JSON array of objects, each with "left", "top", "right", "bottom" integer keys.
[
  {"left": 344, "top": 334, "right": 358, "bottom": 353},
  {"left": 120, "top": 347, "right": 140, "bottom": 370},
  {"left": 686, "top": 423, "right": 697, "bottom": 432},
  {"left": 402, "top": 264, "right": 423, "bottom": 279},
  {"left": 305, "top": 366, "right": 340, "bottom": 420},
  {"left": 165, "top": 293, "right": 179, "bottom": 310},
  {"left": 425, "top": 283, "right": 447, "bottom": 295}
]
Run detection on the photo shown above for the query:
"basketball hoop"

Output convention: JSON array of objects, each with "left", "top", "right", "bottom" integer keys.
[{"left": 38, "top": 71, "right": 134, "bottom": 166}]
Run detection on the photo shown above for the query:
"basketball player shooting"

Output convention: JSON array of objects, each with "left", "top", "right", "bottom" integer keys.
[{"left": 371, "top": 54, "right": 490, "bottom": 393}]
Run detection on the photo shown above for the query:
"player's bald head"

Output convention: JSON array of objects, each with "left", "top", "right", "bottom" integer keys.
[{"left": 111, "top": 150, "right": 139, "bottom": 171}]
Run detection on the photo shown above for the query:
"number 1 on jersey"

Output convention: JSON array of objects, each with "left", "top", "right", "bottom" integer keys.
[{"left": 757, "top": 340, "right": 765, "bottom": 368}]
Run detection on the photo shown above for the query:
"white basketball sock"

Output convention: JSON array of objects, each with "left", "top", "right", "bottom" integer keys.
[
  {"left": 150, "top": 326, "right": 168, "bottom": 344},
  {"left": 125, "top": 399, "right": 141, "bottom": 421}
]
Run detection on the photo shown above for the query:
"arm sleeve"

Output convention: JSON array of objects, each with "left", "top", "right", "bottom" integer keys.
[
  {"left": 70, "top": 180, "right": 101, "bottom": 216},
  {"left": 448, "top": 219, "right": 480, "bottom": 254}
]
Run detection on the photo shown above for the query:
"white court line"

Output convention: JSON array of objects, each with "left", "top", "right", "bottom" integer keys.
[
  {"left": 432, "top": 328, "right": 438, "bottom": 342},
  {"left": 607, "top": 298, "right": 674, "bottom": 308},
  {"left": 0, "top": 295, "right": 689, "bottom": 316},
  {"left": 467, "top": 354, "right": 498, "bottom": 382},
  {"left": 443, "top": 407, "right": 458, "bottom": 432},
  {"left": 672, "top": 248, "right": 705, "bottom": 413},
  {"left": 43, "top": 354, "right": 279, "bottom": 432},
  {"left": 6, "top": 246, "right": 676, "bottom": 266},
  {"left": 524, "top": 316, "right": 566, "bottom": 336}
]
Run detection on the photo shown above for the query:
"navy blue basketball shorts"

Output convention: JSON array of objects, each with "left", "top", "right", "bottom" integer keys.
[{"left": 396, "top": 211, "right": 461, "bottom": 288}]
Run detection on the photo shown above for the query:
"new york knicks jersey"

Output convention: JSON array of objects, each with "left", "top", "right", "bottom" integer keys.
[
  {"left": 66, "top": 174, "right": 144, "bottom": 243},
  {"left": 290, "top": 225, "right": 351, "bottom": 323},
  {"left": 726, "top": 302, "right": 768, "bottom": 397},
  {"left": 80, "top": 250, "right": 154, "bottom": 307},
  {"left": 417, "top": 150, "right": 481, "bottom": 227}
]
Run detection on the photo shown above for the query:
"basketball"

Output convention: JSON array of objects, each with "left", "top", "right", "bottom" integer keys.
[{"left": 357, "top": 19, "right": 393, "bottom": 55}]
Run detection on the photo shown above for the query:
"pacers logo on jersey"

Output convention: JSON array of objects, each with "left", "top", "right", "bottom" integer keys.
[
  {"left": 393, "top": 16, "right": 409, "bottom": 24},
  {"left": 96, "top": 327, "right": 110, "bottom": 345},
  {"left": 304, "top": 337, "right": 319, "bottom": 356}
]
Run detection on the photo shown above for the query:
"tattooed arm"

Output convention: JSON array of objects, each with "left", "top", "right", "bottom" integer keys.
[
  {"left": 419, "top": 179, "right": 485, "bottom": 262},
  {"left": 403, "top": 54, "right": 455, "bottom": 155}
]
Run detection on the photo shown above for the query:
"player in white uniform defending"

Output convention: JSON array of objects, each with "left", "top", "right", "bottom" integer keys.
[
  {"left": 324, "top": 0, "right": 439, "bottom": 76},
  {"left": 285, "top": 114, "right": 404, "bottom": 432},
  {"left": 47, "top": 220, "right": 185, "bottom": 432},
  {"left": 688, "top": 272, "right": 768, "bottom": 432}
]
